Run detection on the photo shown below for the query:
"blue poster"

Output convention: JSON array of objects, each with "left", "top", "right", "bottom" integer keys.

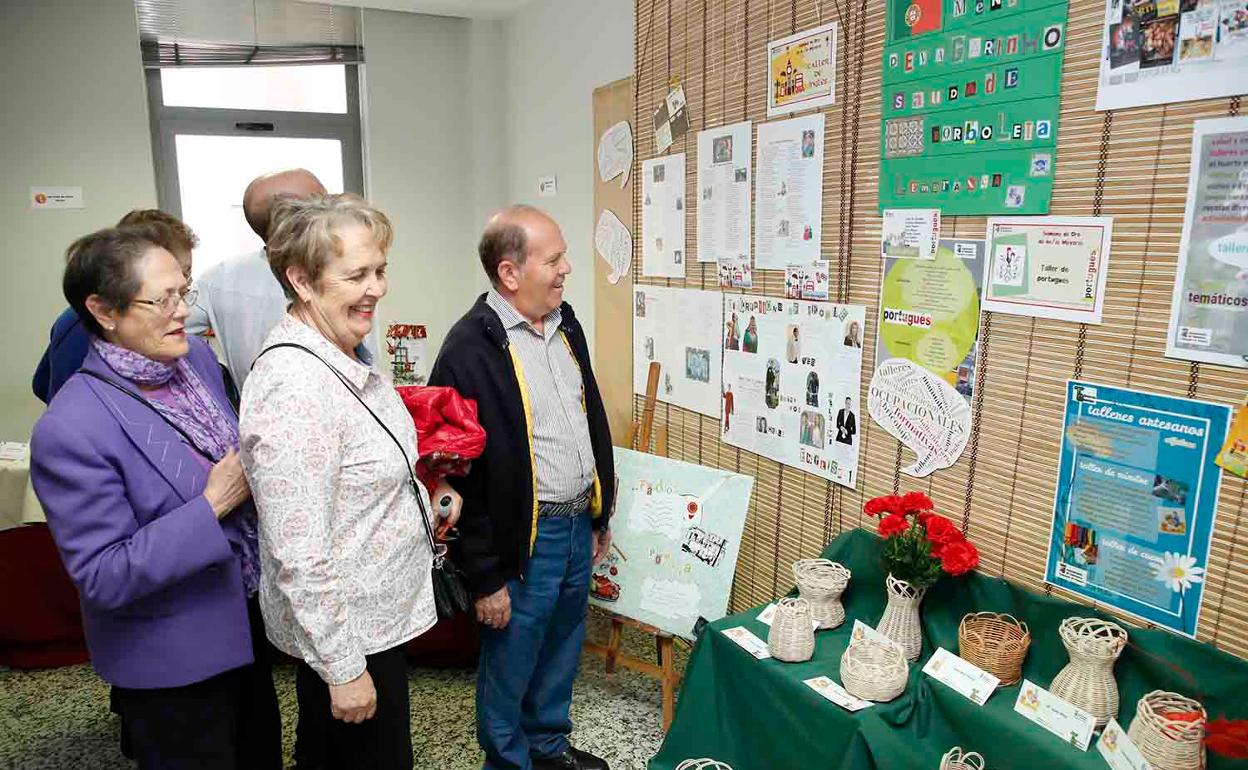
[{"left": 1046, "top": 381, "right": 1231, "bottom": 637}]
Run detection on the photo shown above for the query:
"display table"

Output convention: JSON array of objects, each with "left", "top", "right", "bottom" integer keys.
[
  {"left": 650, "top": 529, "right": 1248, "bottom": 770},
  {"left": 0, "top": 442, "right": 46, "bottom": 531}
]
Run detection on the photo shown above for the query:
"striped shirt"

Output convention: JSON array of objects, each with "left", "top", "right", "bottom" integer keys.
[{"left": 486, "top": 290, "right": 596, "bottom": 503}]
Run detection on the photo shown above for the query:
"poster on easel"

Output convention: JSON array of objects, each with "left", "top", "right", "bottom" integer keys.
[
  {"left": 1165, "top": 116, "right": 1248, "bottom": 369},
  {"left": 385, "top": 323, "right": 427, "bottom": 386},
  {"left": 721, "top": 294, "right": 866, "bottom": 488},
  {"left": 590, "top": 448, "right": 754, "bottom": 640},
  {"left": 1045, "top": 381, "right": 1231, "bottom": 637}
]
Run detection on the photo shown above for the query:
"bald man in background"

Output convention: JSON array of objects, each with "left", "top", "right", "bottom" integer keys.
[{"left": 187, "top": 169, "right": 346, "bottom": 389}]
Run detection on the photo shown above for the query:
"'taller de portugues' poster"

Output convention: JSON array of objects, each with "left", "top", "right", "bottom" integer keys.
[{"left": 1045, "top": 381, "right": 1231, "bottom": 637}]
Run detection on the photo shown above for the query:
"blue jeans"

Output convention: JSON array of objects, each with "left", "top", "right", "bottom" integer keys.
[{"left": 477, "top": 512, "right": 593, "bottom": 770}]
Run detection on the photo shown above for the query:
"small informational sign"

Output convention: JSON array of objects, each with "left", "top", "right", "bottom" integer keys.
[
  {"left": 1014, "top": 679, "right": 1096, "bottom": 752},
  {"left": 804, "top": 676, "right": 873, "bottom": 712},
  {"left": 1096, "top": 718, "right": 1151, "bottom": 770},
  {"left": 538, "top": 175, "right": 558, "bottom": 197},
  {"left": 722, "top": 626, "right": 772, "bottom": 659},
  {"left": 30, "top": 186, "right": 84, "bottom": 210},
  {"left": 922, "top": 646, "right": 999, "bottom": 706}
]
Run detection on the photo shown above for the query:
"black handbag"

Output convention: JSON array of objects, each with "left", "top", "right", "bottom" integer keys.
[{"left": 255, "top": 343, "right": 473, "bottom": 620}]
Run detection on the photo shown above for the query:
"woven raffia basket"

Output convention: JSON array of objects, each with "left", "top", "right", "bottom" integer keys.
[
  {"left": 939, "top": 747, "right": 985, "bottom": 770},
  {"left": 1126, "top": 691, "right": 1207, "bottom": 770},
  {"left": 840, "top": 638, "right": 908, "bottom": 702},
  {"left": 877, "top": 573, "right": 926, "bottom": 662},
  {"left": 1049, "top": 617, "right": 1128, "bottom": 728},
  {"left": 767, "top": 597, "right": 815, "bottom": 662},
  {"left": 675, "top": 761, "right": 734, "bottom": 770},
  {"left": 793, "top": 559, "right": 852, "bottom": 629},
  {"left": 958, "top": 612, "right": 1031, "bottom": 686}
]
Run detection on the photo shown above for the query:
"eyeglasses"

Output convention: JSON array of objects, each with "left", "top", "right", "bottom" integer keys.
[{"left": 132, "top": 288, "right": 198, "bottom": 317}]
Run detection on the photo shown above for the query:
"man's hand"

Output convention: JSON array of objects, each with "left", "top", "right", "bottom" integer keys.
[
  {"left": 593, "top": 528, "right": 613, "bottom": 566},
  {"left": 329, "top": 670, "right": 376, "bottom": 724},
  {"left": 476, "top": 586, "right": 511, "bottom": 630}
]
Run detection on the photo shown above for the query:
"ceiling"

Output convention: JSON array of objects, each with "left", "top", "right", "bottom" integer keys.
[{"left": 297, "top": 0, "right": 535, "bottom": 19}]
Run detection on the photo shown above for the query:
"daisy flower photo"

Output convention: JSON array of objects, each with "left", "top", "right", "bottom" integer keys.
[{"left": 1153, "top": 552, "right": 1205, "bottom": 593}]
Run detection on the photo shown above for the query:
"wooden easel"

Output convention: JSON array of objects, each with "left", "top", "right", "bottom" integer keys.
[{"left": 586, "top": 361, "right": 679, "bottom": 730}]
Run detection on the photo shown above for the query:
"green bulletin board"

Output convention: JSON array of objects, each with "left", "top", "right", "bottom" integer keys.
[{"left": 879, "top": 0, "right": 1070, "bottom": 215}]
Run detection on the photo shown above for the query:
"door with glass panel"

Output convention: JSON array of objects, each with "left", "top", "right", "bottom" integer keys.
[{"left": 146, "top": 64, "right": 364, "bottom": 279}]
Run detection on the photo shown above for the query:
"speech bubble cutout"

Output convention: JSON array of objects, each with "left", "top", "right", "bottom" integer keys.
[
  {"left": 1208, "top": 229, "right": 1248, "bottom": 270},
  {"left": 868, "top": 358, "right": 971, "bottom": 477}
]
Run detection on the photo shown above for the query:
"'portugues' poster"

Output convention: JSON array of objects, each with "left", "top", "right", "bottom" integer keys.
[
  {"left": 1045, "top": 381, "right": 1231, "bottom": 637},
  {"left": 1165, "top": 116, "right": 1248, "bottom": 368}
]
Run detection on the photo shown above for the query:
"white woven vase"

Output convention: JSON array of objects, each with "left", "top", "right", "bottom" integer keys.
[
  {"left": 793, "top": 558, "right": 852, "bottom": 630},
  {"left": 1049, "top": 617, "right": 1128, "bottom": 729},
  {"left": 1126, "top": 691, "right": 1206, "bottom": 770},
  {"left": 876, "top": 573, "right": 926, "bottom": 662},
  {"left": 939, "top": 747, "right": 986, "bottom": 770},
  {"left": 767, "top": 597, "right": 816, "bottom": 662}
]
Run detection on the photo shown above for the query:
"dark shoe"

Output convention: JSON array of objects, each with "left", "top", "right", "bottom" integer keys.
[{"left": 532, "top": 746, "right": 609, "bottom": 770}]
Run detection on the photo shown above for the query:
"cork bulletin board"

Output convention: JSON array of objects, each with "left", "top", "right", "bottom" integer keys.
[{"left": 625, "top": 0, "right": 1248, "bottom": 657}]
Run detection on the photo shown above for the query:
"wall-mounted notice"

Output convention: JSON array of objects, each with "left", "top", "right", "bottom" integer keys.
[
  {"left": 879, "top": 0, "right": 1069, "bottom": 215},
  {"left": 722, "top": 295, "right": 866, "bottom": 488},
  {"left": 598, "top": 120, "right": 634, "bottom": 187},
  {"left": 697, "top": 121, "right": 752, "bottom": 265},
  {"left": 784, "top": 261, "right": 830, "bottom": 300},
  {"left": 590, "top": 448, "right": 754, "bottom": 640},
  {"left": 982, "top": 216, "right": 1113, "bottom": 324},
  {"left": 1045, "top": 381, "right": 1231, "bottom": 637},
  {"left": 718, "top": 257, "right": 754, "bottom": 289},
  {"left": 642, "top": 154, "right": 687, "bottom": 277},
  {"left": 385, "top": 323, "right": 427, "bottom": 386},
  {"left": 595, "top": 208, "right": 633, "bottom": 285},
  {"left": 633, "top": 286, "right": 723, "bottom": 418},
  {"left": 1166, "top": 116, "right": 1248, "bottom": 369},
  {"left": 756, "top": 113, "right": 825, "bottom": 269},
  {"left": 30, "top": 186, "right": 84, "bottom": 210},
  {"left": 868, "top": 358, "right": 971, "bottom": 477},
  {"left": 1095, "top": 0, "right": 1248, "bottom": 111},
  {"left": 882, "top": 208, "right": 941, "bottom": 260},
  {"left": 877, "top": 238, "right": 985, "bottom": 405},
  {"left": 653, "top": 84, "right": 690, "bottom": 154},
  {"left": 766, "top": 21, "right": 838, "bottom": 117}
]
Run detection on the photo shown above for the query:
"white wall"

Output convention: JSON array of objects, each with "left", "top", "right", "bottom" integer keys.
[
  {"left": 0, "top": 0, "right": 157, "bottom": 441},
  {"left": 360, "top": 9, "right": 497, "bottom": 358},
  {"left": 502, "top": 0, "right": 634, "bottom": 347}
]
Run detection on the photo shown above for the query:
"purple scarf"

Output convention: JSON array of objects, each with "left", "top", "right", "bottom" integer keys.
[{"left": 93, "top": 338, "right": 261, "bottom": 595}]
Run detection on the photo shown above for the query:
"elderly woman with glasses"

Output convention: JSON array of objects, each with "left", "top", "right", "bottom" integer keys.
[
  {"left": 29, "top": 226, "right": 281, "bottom": 770},
  {"left": 241, "top": 194, "right": 459, "bottom": 770}
]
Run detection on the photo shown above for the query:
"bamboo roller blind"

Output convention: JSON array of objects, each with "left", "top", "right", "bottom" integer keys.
[{"left": 629, "top": 0, "right": 1248, "bottom": 658}]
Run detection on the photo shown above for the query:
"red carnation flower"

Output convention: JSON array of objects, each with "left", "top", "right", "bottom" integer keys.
[
  {"left": 864, "top": 495, "right": 904, "bottom": 518},
  {"left": 899, "top": 491, "right": 934, "bottom": 514},
  {"left": 939, "top": 540, "right": 979, "bottom": 576},
  {"left": 877, "top": 512, "right": 910, "bottom": 539},
  {"left": 924, "top": 515, "right": 962, "bottom": 548}
]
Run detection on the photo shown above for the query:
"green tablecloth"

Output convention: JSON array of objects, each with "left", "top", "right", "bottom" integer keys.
[{"left": 649, "top": 530, "right": 1248, "bottom": 770}]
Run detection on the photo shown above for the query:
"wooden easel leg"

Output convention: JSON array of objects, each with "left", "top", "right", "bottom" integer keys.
[
  {"left": 604, "top": 618, "right": 623, "bottom": 674},
  {"left": 658, "top": 636, "right": 675, "bottom": 731}
]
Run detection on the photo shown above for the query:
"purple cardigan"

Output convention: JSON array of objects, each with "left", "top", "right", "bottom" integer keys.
[{"left": 30, "top": 336, "right": 253, "bottom": 689}]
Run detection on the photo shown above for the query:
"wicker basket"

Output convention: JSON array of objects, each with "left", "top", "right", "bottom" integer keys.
[
  {"left": 1048, "top": 617, "right": 1128, "bottom": 729},
  {"left": 767, "top": 597, "right": 815, "bottom": 662},
  {"left": 877, "top": 573, "right": 926, "bottom": 662},
  {"left": 675, "top": 761, "right": 734, "bottom": 770},
  {"left": 958, "top": 612, "right": 1031, "bottom": 686},
  {"left": 939, "top": 747, "right": 985, "bottom": 770},
  {"left": 1126, "top": 691, "right": 1207, "bottom": 770},
  {"left": 840, "top": 638, "right": 909, "bottom": 702},
  {"left": 793, "top": 559, "right": 852, "bottom": 630}
]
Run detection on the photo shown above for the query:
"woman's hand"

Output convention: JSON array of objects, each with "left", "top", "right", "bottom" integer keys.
[
  {"left": 431, "top": 479, "right": 462, "bottom": 538},
  {"left": 329, "top": 670, "right": 377, "bottom": 723},
  {"left": 203, "top": 448, "right": 251, "bottom": 519}
]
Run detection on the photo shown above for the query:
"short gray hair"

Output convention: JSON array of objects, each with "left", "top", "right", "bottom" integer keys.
[{"left": 265, "top": 193, "right": 393, "bottom": 299}]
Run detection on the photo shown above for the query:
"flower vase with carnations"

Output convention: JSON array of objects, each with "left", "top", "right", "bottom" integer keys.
[{"left": 864, "top": 492, "right": 979, "bottom": 661}]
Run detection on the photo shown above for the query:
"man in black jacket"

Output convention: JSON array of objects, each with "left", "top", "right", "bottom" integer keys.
[{"left": 430, "top": 205, "right": 614, "bottom": 770}]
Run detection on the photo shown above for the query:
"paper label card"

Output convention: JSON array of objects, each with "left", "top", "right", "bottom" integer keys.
[
  {"left": 1097, "top": 719, "right": 1152, "bottom": 770},
  {"left": 850, "top": 620, "right": 904, "bottom": 655},
  {"left": 804, "top": 676, "right": 872, "bottom": 712},
  {"left": 722, "top": 626, "right": 772, "bottom": 659},
  {"left": 757, "top": 603, "right": 820, "bottom": 630},
  {"left": 922, "top": 647, "right": 999, "bottom": 706},
  {"left": 1014, "top": 679, "right": 1096, "bottom": 752},
  {"left": 30, "top": 186, "right": 84, "bottom": 210}
]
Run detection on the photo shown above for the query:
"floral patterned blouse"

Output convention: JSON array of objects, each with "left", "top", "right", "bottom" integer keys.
[{"left": 240, "top": 315, "right": 435, "bottom": 685}]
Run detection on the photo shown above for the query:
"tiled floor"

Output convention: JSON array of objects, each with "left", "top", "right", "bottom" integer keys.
[{"left": 0, "top": 616, "right": 682, "bottom": 769}]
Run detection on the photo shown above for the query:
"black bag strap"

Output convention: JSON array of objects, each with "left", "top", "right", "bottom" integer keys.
[
  {"left": 253, "top": 342, "right": 446, "bottom": 567},
  {"left": 79, "top": 370, "right": 215, "bottom": 463}
]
